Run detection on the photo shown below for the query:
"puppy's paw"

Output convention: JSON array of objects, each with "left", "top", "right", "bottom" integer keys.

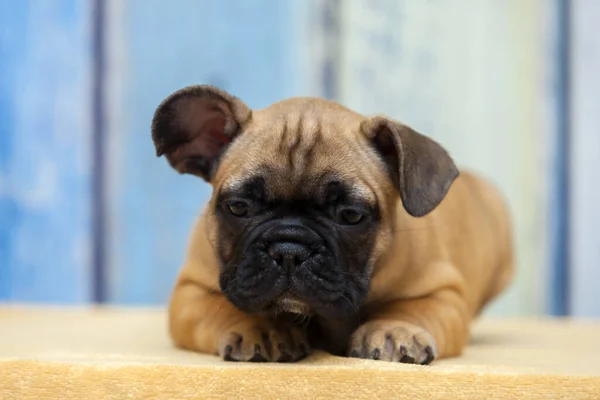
[
  {"left": 219, "top": 322, "right": 310, "bottom": 363},
  {"left": 348, "top": 320, "right": 437, "bottom": 365}
]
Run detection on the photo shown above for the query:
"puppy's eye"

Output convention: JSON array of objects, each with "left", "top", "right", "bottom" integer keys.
[
  {"left": 227, "top": 201, "right": 250, "bottom": 217},
  {"left": 337, "top": 209, "right": 364, "bottom": 225}
]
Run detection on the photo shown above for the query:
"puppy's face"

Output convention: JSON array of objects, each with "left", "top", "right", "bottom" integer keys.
[
  {"left": 152, "top": 86, "right": 458, "bottom": 320},
  {"left": 213, "top": 170, "right": 378, "bottom": 319}
]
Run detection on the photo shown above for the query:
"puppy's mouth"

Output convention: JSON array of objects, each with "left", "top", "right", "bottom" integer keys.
[
  {"left": 272, "top": 295, "right": 313, "bottom": 316},
  {"left": 221, "top": 245, "right": 358, "bottom": 318}
]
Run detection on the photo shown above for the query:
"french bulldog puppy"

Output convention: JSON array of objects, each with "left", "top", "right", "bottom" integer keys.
[{"left": 151, "top": 85, "right": 513, "bottom": 364}]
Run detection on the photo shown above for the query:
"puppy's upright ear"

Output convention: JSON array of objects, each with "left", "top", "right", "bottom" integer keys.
[
  {"left": 151, "top": 85, "right": 252, "bottom": 182},
  {"left": 363, "top": 117, "right": 459, "bottom": 217}
]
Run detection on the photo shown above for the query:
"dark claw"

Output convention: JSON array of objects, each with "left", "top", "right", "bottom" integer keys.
[
  {"left": 248, "top": 353, "right": 268, "bottom": 362},
  {"left": 421, "top": 346, "right": 435, "bottom": 365},
  {"left": 277, "top": 352, "right": 293, "bottom": 362},
  {"left": 277, "top": 343, "right": 293, "bottom": 362},
  {"left": 247, "top": 344, "right": 268, "bottom": 362},
  {"left": 223, "top": 344, "right": 237, "bottom": 362},
  {"left": 400, "top": 355, "right": 416, "bottom": 364},
  {"left": 349, "top": 350, "right": 360, "bottom": 358},
  {"left": 371, "top": 348, "right": 381, "bottom": 360},
  {"left": 398, "top": 345, "right": 407, "bottom": 356}
]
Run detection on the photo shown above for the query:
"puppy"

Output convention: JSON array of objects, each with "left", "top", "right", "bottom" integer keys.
[{"left": 151, "top": 85, "right": 513, "bottom": 364}]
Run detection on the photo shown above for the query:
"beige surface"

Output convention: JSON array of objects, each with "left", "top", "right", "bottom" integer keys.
[{"left": 1, "top": 307, "right": 599, "bottom": 399}]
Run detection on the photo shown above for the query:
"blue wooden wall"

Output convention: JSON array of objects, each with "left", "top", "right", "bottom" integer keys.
[
  {"left": 0, "top": 0, "right": 93, "bottom": 303},
  {"left": 103, "top": 0, "right": 318, "bottom": 304},
  {"left": 0, "top": 0, "right": 598, "bottom": 315},
  {"left": 569, "top": 0, "right": 600, "bottom": 317}
]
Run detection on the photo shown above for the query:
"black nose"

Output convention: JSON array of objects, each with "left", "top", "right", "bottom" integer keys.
[{"left": 267, "top": 242, "right": 312, "bottom": 268}]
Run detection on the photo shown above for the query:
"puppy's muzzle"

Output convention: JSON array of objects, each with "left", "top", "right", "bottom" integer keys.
[{"left": 222, "top": 218, "right": 351, "bottom": 317}]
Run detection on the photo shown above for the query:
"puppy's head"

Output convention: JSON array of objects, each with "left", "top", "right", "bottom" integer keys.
[{"left": 152, "top": 85, "right": 458, "bottom": 319}]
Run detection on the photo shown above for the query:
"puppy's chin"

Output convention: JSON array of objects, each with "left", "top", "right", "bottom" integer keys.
[{"left": 274, "top": 296, "right": 313, "bottom": 316}]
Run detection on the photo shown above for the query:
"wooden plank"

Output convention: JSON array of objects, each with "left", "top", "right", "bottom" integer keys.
[
  {"left": 0, "top": 0, "right": 93, "bottom": 302},
  {"left": 337, "top": 0, "right": 553, "bottom": 316},
  {"left": 542, "top": 0, "right": 570, "bottom": 316},
  {"left": 569, "top": 0, "right": 600, "bottom": 317},
  {"left": 103, "top": 0, "right": 322, "bottom": 304}
]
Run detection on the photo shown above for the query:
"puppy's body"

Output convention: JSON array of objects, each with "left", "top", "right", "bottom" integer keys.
[
  {"left": 365, "top": 171, "right": 513, "bottom": 356},
  {"left": 153, "top": 87, "right": 513, "bottom": 364}
]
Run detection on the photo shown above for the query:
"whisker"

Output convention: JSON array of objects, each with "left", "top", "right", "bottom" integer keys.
[{"left": 338, "top": 286, "right": 361, "bottom": 325}]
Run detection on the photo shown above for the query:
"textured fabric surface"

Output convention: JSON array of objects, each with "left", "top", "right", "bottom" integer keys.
[{"left": 1, "top": 307, "right": 599, "bottom": 399}]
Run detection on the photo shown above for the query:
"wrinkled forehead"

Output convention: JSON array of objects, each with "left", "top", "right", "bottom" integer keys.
[
  {"left": 213, "top": 103, "right": 384, "bottom": 204},
  {"left": 218, "top": 166, "right": 377, "bottom": 206}
]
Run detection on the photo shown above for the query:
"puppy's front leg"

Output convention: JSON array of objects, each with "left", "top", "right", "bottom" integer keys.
[
  {"left": 168, "top": 271, "right": 310, "bottom": 362},
  {"left": 349, "top": 289, "right": 470, "bottom": 364}
]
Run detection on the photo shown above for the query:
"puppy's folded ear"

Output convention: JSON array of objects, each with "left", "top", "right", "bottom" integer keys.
[
  {"left": 151, "top": 85, "right": 252, "bottom": 182},
  {"left": 363, "top": 117, "right": 459, "bottom": 217}
]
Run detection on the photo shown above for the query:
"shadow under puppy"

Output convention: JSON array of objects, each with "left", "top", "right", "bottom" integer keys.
[{"left": 151, "top": 85, "right": 513, "bottom": 364}]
